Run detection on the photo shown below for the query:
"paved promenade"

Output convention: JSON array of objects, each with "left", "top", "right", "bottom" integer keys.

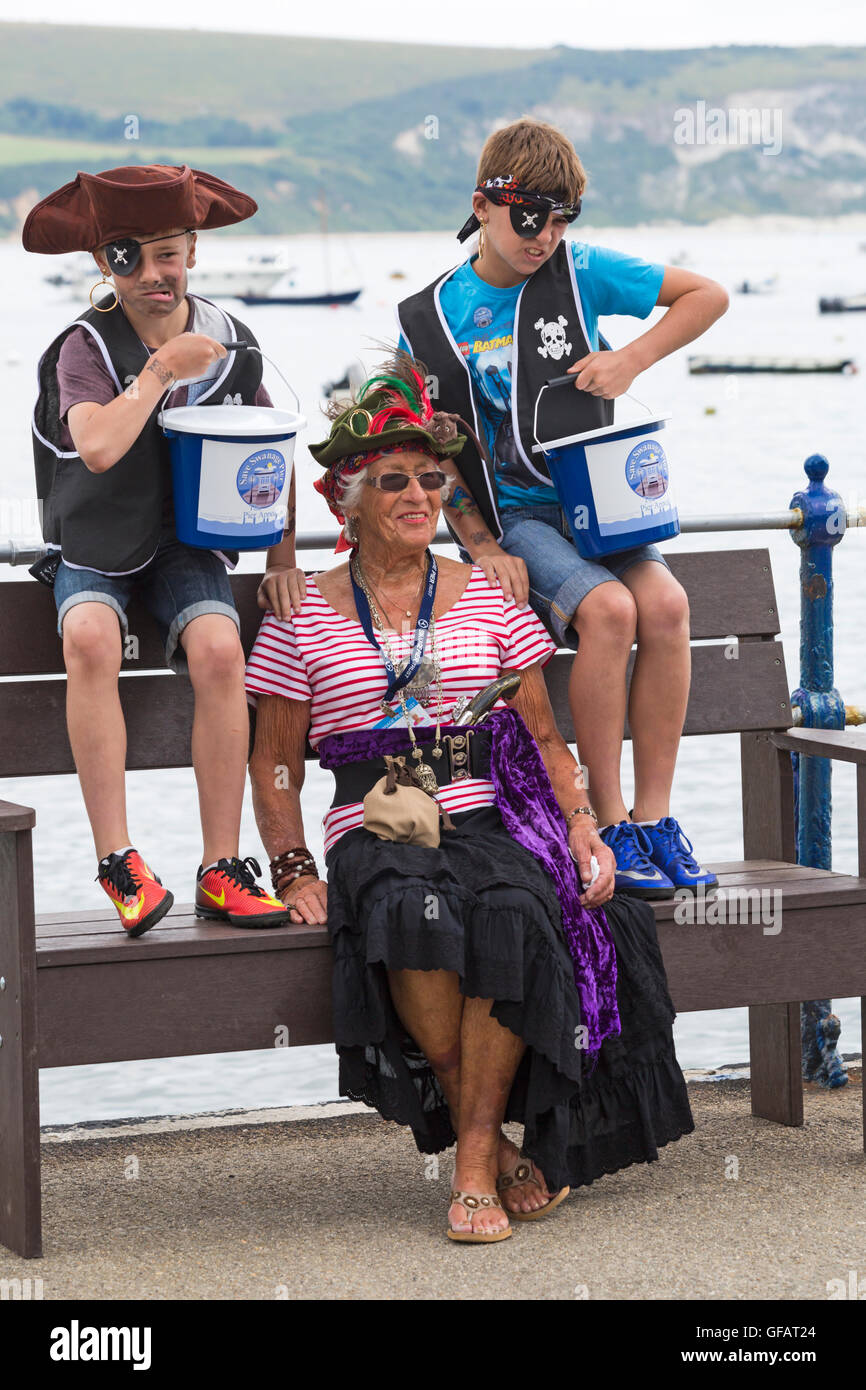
[{"left": 2, "top": 1070, "right": 864, "bottom": 1300}]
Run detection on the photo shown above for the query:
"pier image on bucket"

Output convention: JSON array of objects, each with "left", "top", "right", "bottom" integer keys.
[{"left": 625, "top": 438, "right": 670, "bottom": 499}]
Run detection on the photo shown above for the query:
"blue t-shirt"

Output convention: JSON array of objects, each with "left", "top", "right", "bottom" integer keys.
[{"left": 400, "top": 241, "right": 664, "bottom": 510}]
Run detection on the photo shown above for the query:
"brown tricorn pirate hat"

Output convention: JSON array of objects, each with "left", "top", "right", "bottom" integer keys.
[{"left": 22, "top": 163, "right": 257, "bottom": 256}]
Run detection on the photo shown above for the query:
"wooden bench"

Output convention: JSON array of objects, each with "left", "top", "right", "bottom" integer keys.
[{"left": 2, "top": 546, "right": 865, "bottom": 1258}]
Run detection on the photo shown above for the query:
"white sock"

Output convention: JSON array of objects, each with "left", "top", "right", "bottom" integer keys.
[
  {"left": 201, "top": 860, "right": 220, "bottom": 875},
  {"left": 635, "top": 820, "right": 659, "bottom": 827},
  {"left": 100, "top": 844, "right": 133, "bottom": 865}
]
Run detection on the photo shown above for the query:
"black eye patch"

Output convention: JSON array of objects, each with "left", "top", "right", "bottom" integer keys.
[
  {"left": 104, "top": 238, "right": 141, "bottom": 275},
  {"left": 510, "top": 204, "right": 546, "bottom": 237},
  {"left": 509, "top": 201, "right": 579, "bottom": 237}
]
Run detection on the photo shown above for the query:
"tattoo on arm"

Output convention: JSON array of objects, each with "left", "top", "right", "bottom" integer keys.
[
  {"left": 145, "top": 358, "right": 175, "bottom": 387},
  {"left": 284, "top": 502, "right": 296, "bottom": 539},
  {"left": 447, "top": 485, "right": 479, "bottom": 518},
  {"left": 469, "top": 529, "right": 493, "bottom": 546}
]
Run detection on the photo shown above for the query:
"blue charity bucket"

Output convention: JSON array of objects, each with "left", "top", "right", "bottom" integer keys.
[
  {"left": 159, "top": 404, "right": 306, "bottom": 550},
  {"left": 532, "top": 381, "right": 679, "bottom": 560}
]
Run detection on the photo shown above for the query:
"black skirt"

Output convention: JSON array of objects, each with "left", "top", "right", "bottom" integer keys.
[{"left": 325, "top": 804, "right": 694, "bottom": 1192}]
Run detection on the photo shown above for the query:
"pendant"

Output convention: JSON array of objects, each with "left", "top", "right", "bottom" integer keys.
[
  {"left": 397, "top": 654, "right": 436, "bottom": 685},
  {"left": 413, "top": 760, "right": 439, "bottom": 794}
]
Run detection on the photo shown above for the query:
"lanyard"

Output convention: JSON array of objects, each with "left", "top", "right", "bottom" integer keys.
[{"left": 350, "top": 550, "right": 438, "bottom": 701}]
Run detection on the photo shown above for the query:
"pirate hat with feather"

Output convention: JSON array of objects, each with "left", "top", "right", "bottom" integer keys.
[{"left": 311, "top": 350, "right": 466, "bottom": 551}]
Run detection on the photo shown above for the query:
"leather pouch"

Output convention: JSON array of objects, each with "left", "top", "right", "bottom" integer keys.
[{"left": 363, "top": 755, "right": 451, "bottom": 848}]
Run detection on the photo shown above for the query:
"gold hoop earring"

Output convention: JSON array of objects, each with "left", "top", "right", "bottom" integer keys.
[
  {"left": 89, "top": 275, "right": 118, "bottom": 312},
  {"left": 477, "top": 222, "right": 486, "bottom": 260}
]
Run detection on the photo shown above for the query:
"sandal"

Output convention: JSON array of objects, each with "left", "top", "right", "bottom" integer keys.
[
  {"left": 446, "top": 1190, "right": 513, "bottom": 1244},
  {"left": 497, "top": 1157, "right": 570, "bottom": 1222}
]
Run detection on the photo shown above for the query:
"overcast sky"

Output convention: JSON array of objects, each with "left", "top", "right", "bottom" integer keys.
[{"left": 0, "top": 0, "right": 864, "bottom": 49}]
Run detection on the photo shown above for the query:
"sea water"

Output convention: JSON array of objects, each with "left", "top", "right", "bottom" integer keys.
[{"left": 1, "top": 219, "right": 864, "bottom": 1123}]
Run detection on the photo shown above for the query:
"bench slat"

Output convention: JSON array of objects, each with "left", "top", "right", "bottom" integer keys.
[
  {"left": 37, "top": 948, "right": 334, "bottom": 1067},
  {"left": 666, "top": 548, "right": 780, "bottom": 638},
  {"left": 545, "top": 640, "right": 791, "bottom": 743},
  {"left": 0, "top": 638, "right": 792, "bottom": 778},
  {"left": 29, "top": 860, "right": 846, "bottom": 937},
  {"left": 0, "top": 550, "right": 781, "bottom": 679},
  {"left": 33, "top": 867, "right": 866, "bottom": 968}
]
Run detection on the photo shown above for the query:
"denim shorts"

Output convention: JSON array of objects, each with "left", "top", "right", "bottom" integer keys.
[
  {"left": 53, "top": 528, "right": 240, "bottom": 675},
  {"left": 498, "top": 503, "right": 669, "bottom": 650}
]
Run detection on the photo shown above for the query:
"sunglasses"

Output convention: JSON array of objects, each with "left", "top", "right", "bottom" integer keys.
[{"left": 365, "top": 469, "right": 447, "bottom": 493}]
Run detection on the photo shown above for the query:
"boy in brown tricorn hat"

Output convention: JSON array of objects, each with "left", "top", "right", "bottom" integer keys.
[{"left": 24, "top": 163, "right": 301, "bottom": 933}]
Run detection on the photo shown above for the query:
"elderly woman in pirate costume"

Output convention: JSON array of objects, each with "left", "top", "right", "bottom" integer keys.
[{"left": 245, "top": 354, "right": 693, "bottom": 1243}]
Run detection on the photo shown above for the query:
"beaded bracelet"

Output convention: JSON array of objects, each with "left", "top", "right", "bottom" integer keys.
[
  {"left": 270, "top": 847, "right": 319, "bottom": 895},
  {"left": 565, "top": 805, "right": 598, "bottom": 828}
]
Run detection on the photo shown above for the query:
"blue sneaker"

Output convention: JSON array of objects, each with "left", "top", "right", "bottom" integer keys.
[
  {"left": 640, "top": 816, "right": 718, "bottom": 892},
  {"left": 598, "top": 821, "right": 676, "bottom": 900}
]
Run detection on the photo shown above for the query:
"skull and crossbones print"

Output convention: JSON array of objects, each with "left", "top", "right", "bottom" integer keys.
[{"left": 535, "top": 315, "right": 572, "bottom": 361}]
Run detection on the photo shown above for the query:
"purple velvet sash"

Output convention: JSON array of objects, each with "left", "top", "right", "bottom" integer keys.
[{"left": 318, "top": 708, "right": 620, "bottom": 1054}]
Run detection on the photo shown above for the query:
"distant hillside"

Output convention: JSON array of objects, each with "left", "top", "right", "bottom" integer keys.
[{"left": 2, "top": 23, "right": 866, "bottom": 236}]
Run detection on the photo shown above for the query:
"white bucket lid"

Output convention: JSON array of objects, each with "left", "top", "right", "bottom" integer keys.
[
  {"left": 159, "top": 404, "right": 306, "bottom": 438},
  {"left": 532, "top": 413, "right": 671, "bottom": 455}
]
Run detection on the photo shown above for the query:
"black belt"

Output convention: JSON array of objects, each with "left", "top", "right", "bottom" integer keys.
[{"left": 330, "top": 727, "right": 492, "bottom": 809}]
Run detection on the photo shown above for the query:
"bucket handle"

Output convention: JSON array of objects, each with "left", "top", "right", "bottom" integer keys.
[
  {"left": 533, "top": 375, "right": 653, "bottom": 455},
  {"left": 232, "top": 344, "right": 303, "bottom": 414},
  {"left": 158, "top": 342, "right": 302, "bottom": 417}
]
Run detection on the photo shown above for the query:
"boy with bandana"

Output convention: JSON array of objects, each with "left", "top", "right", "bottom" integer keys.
[
  {"left": 398, "top": 118, "right": 729, "bottom": 898},
  {"left": 25, "top": 163, "right": 300, "bottom": 932}
]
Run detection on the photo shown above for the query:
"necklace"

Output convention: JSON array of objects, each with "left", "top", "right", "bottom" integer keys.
[
  {"left": 363, "top": 563, "right": 426, "bottom": 621},
  {"left": 353, "top": 556, "right": 436, "bottom": 702},
  {"left": 351, "top": 556, "right": 445, "bottom": 786}
]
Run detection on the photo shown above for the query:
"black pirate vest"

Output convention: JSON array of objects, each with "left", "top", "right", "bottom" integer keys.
[
  {"left": 397, "top": 242, "right": 613, "bottom": 541},
  {"left": 32, "top": 294, "right": 263, "bottom": 573}
]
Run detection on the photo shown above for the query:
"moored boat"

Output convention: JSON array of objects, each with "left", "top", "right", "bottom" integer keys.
[{"left": 688, "top": 355, "right": 857, "bottom": 375}]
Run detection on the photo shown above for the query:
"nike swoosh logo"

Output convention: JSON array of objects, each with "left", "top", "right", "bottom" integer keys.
[
  {"left": 107, "top": 889, "right": 145, "bottom": 920},
  {"left": 618, "top": 868, "right": 665, "bottom": 882},
  {"left": 200, "top": 884, "right": 226, "bottom": 907}
]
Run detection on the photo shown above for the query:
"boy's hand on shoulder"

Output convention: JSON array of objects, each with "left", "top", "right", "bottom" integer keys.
[
  {"left": 472, "top": 545, "right": 529, "bottom": 608},
  {"left": 568, "top": 347, "right": 639, "bottom": 400},
  {"left": 151, "top": 333, "right": 227, "bottom": 386},
  {"left": 258, "top": 565, "right": 307, "bottom": 619}
]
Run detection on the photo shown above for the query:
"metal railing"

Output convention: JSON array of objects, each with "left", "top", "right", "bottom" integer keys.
[{"left": 4, "top": 502, "right": 866, "bottom": 565}]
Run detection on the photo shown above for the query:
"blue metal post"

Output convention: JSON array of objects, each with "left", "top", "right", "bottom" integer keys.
[{"left": 789, "top": 455, "right": 848, "bottom": 1088}]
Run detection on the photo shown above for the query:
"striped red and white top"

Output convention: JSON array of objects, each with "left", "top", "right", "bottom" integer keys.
[{"left": 245, "top": 566, "right": 557, "bottom": 853}]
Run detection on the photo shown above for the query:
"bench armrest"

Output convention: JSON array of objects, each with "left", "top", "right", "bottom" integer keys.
[
  {"left": 0, "top": 799, "right": 36, "bottom": 831},
  {"left": 771, "top": 728, "right": 866, "bottom": 765}
]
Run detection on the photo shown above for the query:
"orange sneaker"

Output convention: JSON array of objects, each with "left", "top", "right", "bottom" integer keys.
[
  {"left": 97, "top": 848, "right": 174, "bottom": 937},
  {"left": 195, "top": 855, "right": 291, "bottom": 927}
]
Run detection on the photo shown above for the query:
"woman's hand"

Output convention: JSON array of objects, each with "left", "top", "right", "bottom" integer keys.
[
  {"left": 473, "top": 547, "right": 529, "bottom": 608},
  {"left": 280, "top": 873, "right": 328, "bottom": 924},
  {"left": 567, "top": 819, "right": 615, "bottom": 907},
  {"left": 257, "top": 565, "right": 307, "bottom": 618}
]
